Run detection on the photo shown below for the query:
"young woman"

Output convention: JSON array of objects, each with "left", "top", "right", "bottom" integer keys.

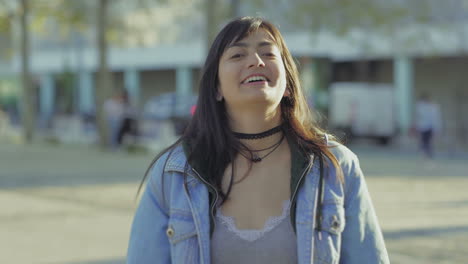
[{"left": 127, "top": 17, "right": 389, "bottom": 264}]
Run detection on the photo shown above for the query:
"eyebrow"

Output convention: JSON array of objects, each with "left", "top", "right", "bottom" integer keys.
[{"left": 228, "top": 41, "right": 274, "bottom": 48}]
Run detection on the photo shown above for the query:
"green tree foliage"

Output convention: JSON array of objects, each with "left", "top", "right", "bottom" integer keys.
[
  {"left": 280, "top": 0, "right": 431, "bottom": 35},
  {"left": 0, "top": 4, "right": 13, "bottom": 60}
]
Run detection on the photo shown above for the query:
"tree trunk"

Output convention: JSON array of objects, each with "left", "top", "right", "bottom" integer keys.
[
  {"left": 205, "top": 0, "right": 217, "bottom": 53},
  {"left": 95, "top": 0, "right": 110, "bottom": 149},
  {"left": 20, "top": 0, "right": 34, "bottom": 143}
]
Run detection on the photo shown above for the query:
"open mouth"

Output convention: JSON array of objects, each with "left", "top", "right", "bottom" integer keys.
[{"left": 242, "top": 75, "right": 269, "bottom": 84}]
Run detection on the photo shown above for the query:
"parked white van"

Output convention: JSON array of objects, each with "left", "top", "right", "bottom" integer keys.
[{"left": 329, "top": 82, "right": 396, "bottom": 144}]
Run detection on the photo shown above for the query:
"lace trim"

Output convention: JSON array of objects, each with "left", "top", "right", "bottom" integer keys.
[{"left": 216, "top": 200, "right": 291, "bottom": 242}]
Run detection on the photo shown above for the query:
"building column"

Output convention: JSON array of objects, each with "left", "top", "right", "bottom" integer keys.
[
  {"left": 299, "top": 57, "right": 315, "bottom": 108},
  {"left": 124, "top": 68, "right": 140, "bottom": 109},
  {"left": 393, "top": 56, "right": 414, "bottom": 135},
  {"left": 309, "top": 58, "right": 331, "bottom": 113},
  {"left": 78, "top": 71, "right": 94, "bottom": 115},
  {"left": 39, "top": 73, "right": 54, "bottom": 128},
  {"left": 175, "top": 66, "right": 192, "bottom": 116}
]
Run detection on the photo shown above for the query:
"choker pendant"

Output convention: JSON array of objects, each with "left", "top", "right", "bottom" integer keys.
[
  {"left": 239, "top": 134, "right": 285, "bottom": 163},
  {"left": 252, "top": 155, "right": 262, "bottom": 163}
]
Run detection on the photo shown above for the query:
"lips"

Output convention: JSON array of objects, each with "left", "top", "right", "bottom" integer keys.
[{"left": 241, "top": 74, "right": 270, "bottom": 84}]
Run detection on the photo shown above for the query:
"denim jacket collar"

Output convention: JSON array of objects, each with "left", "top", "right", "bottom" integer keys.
[{"left": 163, "top": 136, "right": 316, "bottom": 234}]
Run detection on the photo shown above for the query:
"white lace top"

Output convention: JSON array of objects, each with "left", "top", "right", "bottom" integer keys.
[{"left": 211, "top": 200, "right": 298, "bottom": 264}]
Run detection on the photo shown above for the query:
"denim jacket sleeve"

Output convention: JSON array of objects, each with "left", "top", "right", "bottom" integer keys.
[
  {"left": 338, "top": 148, "right": 390, "bottom": 264},
  {"left": 127, "top": 153, "right": 171, "bottom": 264}
]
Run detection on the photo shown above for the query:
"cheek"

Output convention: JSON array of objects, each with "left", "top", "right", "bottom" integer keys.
[
  {"left": 277, "top": 63, "right": 287, "bottom": 88},
  {"left": 218, "top": 65, "right": 241, "bottom": 94},
  {"left": 218, "top": 63, "right": 235, "bottom": 85}
]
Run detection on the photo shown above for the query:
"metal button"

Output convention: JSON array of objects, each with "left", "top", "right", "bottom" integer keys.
[
  {"left": 331, "top": 215, "right": 340, "bottom": 229},
  {"left": 166, "top": 226, "right": 174, "bottom": 238}
]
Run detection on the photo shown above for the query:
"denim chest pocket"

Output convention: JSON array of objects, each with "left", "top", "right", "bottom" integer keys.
[
  {"left": 314, "top": 202, "right": 346, "bottom": 264},
  {"left": 167, "top": 210, "right": 200, "bottom": 264}
]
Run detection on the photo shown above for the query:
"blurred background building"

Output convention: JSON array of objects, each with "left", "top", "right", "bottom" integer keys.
[
  {"left": 2, "top": 2, "right": 467, "bottom": 264},
  {"left": 0, "top": 0, "right": 467, "bottom": 152}
]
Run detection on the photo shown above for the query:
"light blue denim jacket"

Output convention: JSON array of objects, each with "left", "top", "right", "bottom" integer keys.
[{"left": 127, "top": 142, "right": 389, "bottom": 264}]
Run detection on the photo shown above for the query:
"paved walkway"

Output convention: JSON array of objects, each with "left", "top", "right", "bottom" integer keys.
[
  {"left": 1, "top": 141, "right": 467, "bottom": 263},
  {"left": 355, "top": 145, "right": 468, "bottom": 264}
]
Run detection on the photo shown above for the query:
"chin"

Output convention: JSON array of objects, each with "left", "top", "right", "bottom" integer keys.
[
  {"left": 244, "top": 93, "right": 281, "bottom": 107},
  {"left": 245, "top": 89, "right": 269, "bottom": 100}
]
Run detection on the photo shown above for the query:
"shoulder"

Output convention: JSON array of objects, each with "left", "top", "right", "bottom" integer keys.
[
  {"left": 147, "top": 145, "right": 187, "bottom": 179},
  {"left": 324, "top": 140, "right": 365, "bottom": 196},
  {"left": 145, "top": 145, "right": 187, "bottom": 190},
  {"left": 143, "top": 144, "right": 188, "bottom": 211},
  {"left": 326, "top": 140, "right": 360, "bottom": 169}
]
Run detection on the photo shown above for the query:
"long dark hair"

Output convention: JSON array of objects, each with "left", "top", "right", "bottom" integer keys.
[{"left": 139, "top": 17, "right": 342, "bottom": 202}]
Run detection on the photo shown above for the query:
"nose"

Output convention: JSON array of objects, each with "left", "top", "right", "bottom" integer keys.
[{"left": 247, "top": 53, "right": 265, "bottom": 68}]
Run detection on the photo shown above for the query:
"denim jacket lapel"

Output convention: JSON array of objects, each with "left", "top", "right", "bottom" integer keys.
[
  {"left": 184, "top": 172, "right": 211, "bottom": 264},
  {"left": 295, "top": 161, "right": 320, "bottom": 264}
]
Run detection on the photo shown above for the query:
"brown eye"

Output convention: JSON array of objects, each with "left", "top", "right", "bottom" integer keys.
[{"left": 231, "top": 53, "right": 243, "bottom": 59}]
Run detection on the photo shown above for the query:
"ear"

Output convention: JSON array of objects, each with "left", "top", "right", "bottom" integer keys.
[
  {"left": 283, "top": 88, "right": 291, "bottom": 97},
  {"left": 216, "top": 89, "right": 223, "bottom": 101}
]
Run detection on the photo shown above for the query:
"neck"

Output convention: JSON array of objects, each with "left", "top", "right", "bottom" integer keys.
[{"left": 228, "top": 106, "right": 283, "bottom": 150}]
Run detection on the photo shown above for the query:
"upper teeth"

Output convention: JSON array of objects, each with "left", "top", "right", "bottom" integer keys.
[{"left": 244, "top": 76, "right": 267, "bottom": 83}]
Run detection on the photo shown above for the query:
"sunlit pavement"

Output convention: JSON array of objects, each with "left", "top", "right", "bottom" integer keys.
[
  {"left": 1, "top": 141, "right": 467, "bottom": 264},
  {"left": 352, "top": 145, "right": 468, "bottom": 264}
]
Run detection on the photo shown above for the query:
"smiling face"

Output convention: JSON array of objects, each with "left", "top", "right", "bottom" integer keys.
[{"left": 217, "top": 29, "right": 287, "bottom": 112}]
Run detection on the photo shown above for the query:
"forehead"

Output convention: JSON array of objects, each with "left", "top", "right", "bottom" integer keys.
[{"left": 228, "top": 28, "right": 277, "bottom": 48}]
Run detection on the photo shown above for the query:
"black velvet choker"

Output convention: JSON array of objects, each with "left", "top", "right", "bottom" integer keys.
[{"left": 233, "top": 124, "right": 283, "bottom": 140}]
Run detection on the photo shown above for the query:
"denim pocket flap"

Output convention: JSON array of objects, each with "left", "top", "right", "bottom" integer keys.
[{"left": 168, "top": 215, "right": 197, "bottom": 244}]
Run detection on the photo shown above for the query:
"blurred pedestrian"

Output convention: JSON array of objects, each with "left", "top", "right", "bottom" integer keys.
[
  {"left": 116, "top": 90, "right": 138, "bottom": 146},
  {"left": 103, "top": 91, "right": 124, "bottom": 149},
  {"left": 127, "top": 17, "right": 389, "bottom": 264},
  {"left": 415, "top": 93, "right": 442, "bottom": 159},
  {"left": 0, "top": 104, "right": 8, "bottom": 138}
]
